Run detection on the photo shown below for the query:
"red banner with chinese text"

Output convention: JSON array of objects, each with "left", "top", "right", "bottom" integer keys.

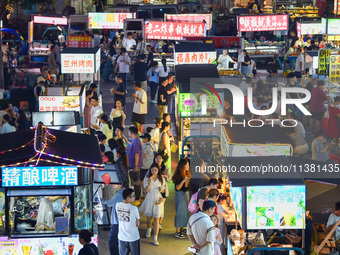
[
  {"left": 67, "top": 36, "right": 92, "bottom": 48},
  {"left": 145, "top": 21, "right": 205, "bottom": 40},
  {"left": 237, "top": 15, "right": 288, "bottom": 32}
]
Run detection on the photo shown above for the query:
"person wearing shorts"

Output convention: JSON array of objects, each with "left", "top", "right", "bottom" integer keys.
[
  {"left": 132, "top": 82, "right": 147, "bottom": 127},
  {"left": 140, "top": 133, "right": 154, "bottom": 195}
]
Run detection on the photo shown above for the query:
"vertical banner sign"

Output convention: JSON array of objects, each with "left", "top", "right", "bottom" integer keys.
[
  {"left": 329, "top": 55, "right": 340, "bottom": 83},
  {"left": 318, "top": 50, "right": 340, "bottom": 75},
  {"left": 28, "top": 21, "right": 33, "bottom": 44}
]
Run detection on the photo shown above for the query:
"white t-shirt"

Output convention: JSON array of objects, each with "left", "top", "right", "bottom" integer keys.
[
  {"left": 0, "top": 122, "right": 16, "bottom": 134},
  {"left": 123, "top": 38, "right": 136, "bottom": 50},
  {"left": 133, "top": 89, "right": 147, "bottom": 114},
  {"left": 136, "top": 41, "right": 146, "bottom": 53},
  {"left": 187, "top": 212, "right": 216, "bottom": 255},
  {"left": 295, "top": 54, "right": 304, "bottom": 72},
  {"left": 116, "top": 202, "right": 140, "bottom": 242},
  {"left": 155, "top": 66, "right": 169, "bottom": 78},
  {"left": 117, "top": 55, "right": 130, "bottom": 73},
  {"left": 327, "top": 213, "right": 340, "bottom": 241},
  {"left": 110, "top": 108, "right": 123, "bottom": 119},
  {"left": 150, "top": 127, "right": 160, "bottom": 152},
  {"left": 90, "top": 105, "right": 103, "bottom": 128}
]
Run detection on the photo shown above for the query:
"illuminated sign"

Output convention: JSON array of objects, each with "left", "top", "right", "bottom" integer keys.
[
  {"left": 28, "top": 21, "right": 33, "bottom": 44},
  {"left": 33, "top": 16, "right": 68, "bottom": 25},
  {"left": 61, "top": 49, "right": 100, "bottom": 73},
  {"left": 67, "top": 36, "right": 92, "bottom": 48},
  {"left": 165, "top": 14, "right": 212, "bottom": 29},
  {"left": 174, "top": 51, "right": 216, "bottom": 65},
  {"left": 145, "top": 21, "right": 205, "bottom": 40},
  {"left": 327, "top": 19, "right": 340, "bottom": 35},
  {"left": 329, "top": 55, "right": 340, "bottom": 83},
  {"left": 88, "top": 13, "right": 134, "bottom": 29},
  {"left": 2, "top": 166, "right": 78, "bottom": 187},
  {"left": 238, "top": 15, "right": 288, "bottom": 32},
  {"left": 39, "top": 96, "right": 81, "bottom": 112}
]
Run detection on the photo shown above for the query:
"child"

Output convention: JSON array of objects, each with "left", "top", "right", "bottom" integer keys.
[
  {"left": 211, "top": 215, "right": 223, "bottom": 255},
  {"left": 217, "top": 194, "right": 229, "bottom": 230},
  {"left": 208, "top": 189, "right": 220, "bottom": 215},
  {"left": 139, "top": 164, "right": 165, "bottom": 246}
]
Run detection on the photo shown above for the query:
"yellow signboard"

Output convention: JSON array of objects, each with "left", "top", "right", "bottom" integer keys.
[{"left": 329, "top": 55, "right": 340, "bottom": 83}]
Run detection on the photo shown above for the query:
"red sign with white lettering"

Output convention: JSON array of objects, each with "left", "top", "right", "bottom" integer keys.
[
  {"left": 165, "top": 14, "right": 212, "bottom": 30},
  {"left": 67, "top": 36, "right": 92, "bottom": 48},
  {"left": 238, "top": 15, "right": 288, "bottom": 32},
  {"left": 145, "top": 21, "right": 205, "bottom": 40}
]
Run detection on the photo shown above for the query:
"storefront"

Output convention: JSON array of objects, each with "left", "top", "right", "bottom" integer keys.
[{"left": 0, "top": 125, "right": 103, "bottom": 254}]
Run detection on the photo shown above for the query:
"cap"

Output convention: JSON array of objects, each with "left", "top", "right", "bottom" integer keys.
[
  {"left": 140, "top": 133, "right": 151, "bottom": 140},
  {"left": 50, "top": 74, "right": 56, "bottom": 78},
  {"left": 37, "top": 76, "right": 45, "bottom": 83}
]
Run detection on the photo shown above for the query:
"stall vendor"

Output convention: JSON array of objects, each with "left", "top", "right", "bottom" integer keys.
[
  {"left": 217, "top": 50, "right": 236, "bottom": 69},
  {"left": 36, "top": 196, "right": 66, "bottom": 231}
]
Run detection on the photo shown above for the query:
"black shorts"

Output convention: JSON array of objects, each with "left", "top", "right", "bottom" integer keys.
[
  {"left": 131, "top": 112, "right": 145, "bottom": 125},
  {"left": 140, "top": 168, "right": 148, "bottom": 181},
  {"left": 311, "top": 111, "right": 324, "bottom": 121}
]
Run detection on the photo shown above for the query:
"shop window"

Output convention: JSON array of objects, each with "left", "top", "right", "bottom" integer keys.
[
  {"left": 74, "top": 185, "right": 92, "bottom": 232},
  {"left": 8, "top": 189, "right": 71, "bottom": 236}
]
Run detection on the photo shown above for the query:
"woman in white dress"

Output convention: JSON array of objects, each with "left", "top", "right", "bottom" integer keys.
[{"left": 139, "top": 164, "right": 165, "bottom": 246}]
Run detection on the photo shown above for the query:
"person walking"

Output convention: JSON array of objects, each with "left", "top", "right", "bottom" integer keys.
[
  {"left": 111, "top": 75, "right": 126, "bottom": 108},
  {"left": 295, "top": 48, "right": 304, "bottom": 82},
  {"left": 140, "top": 133, "right": 154, "bottom": 192},
  {"left": 172, "top": 158, "right": 191, "bottom": 239},
  {"left": 48, "top": 45, "right": 59, "bottom": 76},
  {"left": 116, "top": 188, "right": 141, "bottom": 255},
  {"left": 133, "top": 54, "right": 148, "bottom": 93},
  {"left": 310, "top": 80, "right": 327, "bottom": 133},
  {"left": 90, "top": 96, "right": 103, "bottom": 135},
  {"left": 187, "top": 200, "right": 216, "bottom": 255},
  {"left": 148, "top": 61, "right": 159, "bottom": 104},
  {"left": 150, "top": 118, "right": 162, "bottom": 152},
  {"left": 78, "top": 229, "right": 99, "bottom": 255},
  {"left": 128, "top": 126, "right": 144, "bottom": 206},
  {"left": 158, "top": 121, "right": 171, "bottom": 171},
  {"left": 132, "top": 82, "right": 147, "bottom": 134},
  {"left": 157, "top": 77, "right": 169, "bottom": 118},
  {"left": 139, "top": 164, "right": 165, "bottom": 246},
  {"left": 110, "top": 99, "right": 126, "bottom": 130},
  {"left": 115, "top": 48, "right": 130, "bottom": 89}
]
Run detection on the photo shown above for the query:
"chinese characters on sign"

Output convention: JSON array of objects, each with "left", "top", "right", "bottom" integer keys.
[
  {"left": 88, "top": 13, "right": 134, "bottom": 29},
  {"left": 165, "top": 14, "right": 212, "bottom": 30},
  {"left": 39, "top": 96, "right": 81, "bottom": 112},
  {"left": 174, "top": 52, "right": 216, "bottom": 65},
  {"left": 329, "top": 55, "right": 340, "bottom": 83},
  {"left": 2, "top": 166, "right": 78, "bottom": 187},
  {"left": 238, "top": 15, "right": 288, "bottom": 32},
  {"left": 61, "top": 51, "right": 100, "bottom": 74},
  {"left": 145, "top": 21, "right": 205, "bottom": 40},
  {"left": 67, "top": 36, "right": 92, "bottom": 48},
  {"left": 318, "top": 50, "right": 340, "bottom": 75},
  {"left": 33, "top": 16, "right": 68, "bottom": 25}
]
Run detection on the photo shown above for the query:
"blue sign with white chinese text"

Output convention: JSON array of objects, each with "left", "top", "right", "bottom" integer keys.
[{"left": 1, "top": 166, "right": 78, "bottom": 187}]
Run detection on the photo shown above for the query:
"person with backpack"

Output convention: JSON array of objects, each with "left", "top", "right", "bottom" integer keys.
[{"left": 172, "top": 158, "right": 190, "bottom": 239}]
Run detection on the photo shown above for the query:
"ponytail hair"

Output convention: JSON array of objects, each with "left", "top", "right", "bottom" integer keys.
[
  {"left": 100, "top": 114, "right": 112, "bottom": 130},
  {"left": 161, "top": 58, "right": 167, "bottom": 73}
]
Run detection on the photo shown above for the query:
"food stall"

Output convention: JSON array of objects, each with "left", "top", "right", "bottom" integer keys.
[
  {"left": 276, "top": 7, "right": 319, "bottom": 18},
  {"left": 318, "top": 49, "right": 340, "bottom": 76},
  {"left": 325, "top": 19, "right": 340, "bottom": 47},
  {"left": 221, "top": 125, "right": 293, "bottom": 157},
  {"left": 0, "top": 125, "right": 103, "bottom": 254},
  {"left": 29, "top": 15, "right": 68, "bottom": 63},
  {"left": 237, "top": 14, "right": 288, "bottom": 68}
]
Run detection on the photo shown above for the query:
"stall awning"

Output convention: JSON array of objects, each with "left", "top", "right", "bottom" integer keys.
[
  {"left": 0, "top": 129, "right": 103, "bottom": 168},
  {"left": 175, "top": 64, "right": 220, "bottom": 93},
  {"left": 223, "top": 124, "right": 291, "bottom": 144},
  {"left": 174, "top": 42, "right": 215, "bottom": 53}
]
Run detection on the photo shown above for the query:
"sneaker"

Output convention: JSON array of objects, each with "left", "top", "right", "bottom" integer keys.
[
  {"left": 150, "top": 100, "right": 157, "bottom": 104},
  {"left": 181, "top": 229, "right": 187, "bottom": 235},
  {"left": 174, "top": 232, "right": 185, "bottom": 239},
  {"left": 153, "top": 236, "right": 159, "bottom": 246},
  {"left": 146, "top": 228, "right": 152, "bottom": 238},
  {"left": 159, "top": 224, "right": 162, "bottom": 230},
  {"left": 132, "top": 200, "right": 140, "bottom": 206}
]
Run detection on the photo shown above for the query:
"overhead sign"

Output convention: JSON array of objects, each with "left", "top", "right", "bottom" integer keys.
[
  {"left": 39, "top": 96, "right": 81, "bottom": 112},
  {"left": 205, "top": 36, "right": 240, "bottom": 48},
  {"left": 165, "top": 14, "right": 212, "bottom": 30},
  {"left": 175, "top": 52, "right": 216, "bottom": 65},
  {"left": 67, "top": 35, "right": 92, "bottom": 48},
  {"left": 145, "top": 21, "right": 205, "bottom": 40},
  {"left": 88, "top": 13, "right": 134, "bottom": 29},
  {"left": 327, "top": 19, "right": 340, "bottom": 35},
  {"left": 329, "top": 55, "right": 340, "bottom": 83},
  {"left": 108, "top": 7, "right": 130, "bottom": 13},
  {"left": 300, "top": 22, "right": 326, "bottom": 35},
  {"left": 33, "top": 16, "right": 68, "bottom": 25},
  {"left": 61, "top": 50, "right": 100, "bottom": 73},
  {"left": 238, "top": 15, "right": 288, "bottom": 32},
  {"left": 2, "top": 166, "right": 78, "bottom": 187},
  {"left": 318, "top": 49, "right": 340, "bottom": 75}
]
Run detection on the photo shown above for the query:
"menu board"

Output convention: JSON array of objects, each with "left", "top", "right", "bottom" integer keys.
[
  {"left": 178, "top": 92, "right": 224, "bottom": 118},
  {"left": 67, "top": 35, "right": 92, "bottom": 48},
  {"left": 300, "top": 22, "right": 325, "bottom": 35},
  {"left": 247, "top": 185, "right": 306, "bottom": 230},
  {"left": 0, "top": 235, "right": 98, "bottom": 254},
  {"left": 318, "top": 49, "right": 340, "bottom": 75},
  {"left": 329, "top": 55, "right": 340, "bottom": 83},
  {"left": 327, "top": 19, "right": 340, "bottom": 35},
  {"left": 230, "top": 185, "right": 243, "bottom": 228},
  {"left": 39, "top": 96, "right": 81, "bottom": 112}
]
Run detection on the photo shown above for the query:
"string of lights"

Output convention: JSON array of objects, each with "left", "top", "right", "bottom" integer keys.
[{"left": 0, "top": 139, "right": 34, "bottom": 155}]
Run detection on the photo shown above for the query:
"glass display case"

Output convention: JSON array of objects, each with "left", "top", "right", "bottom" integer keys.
[
  {"left": 276, "top": 7, "right": 319, "bottom": 18},
  {"left": 7, "top": 188, "right": 72, "bottom": 237},
  {"left": 244, "top": 42, "right": 285, "bottom": 58},
  {"left": 74, "top": 185, "right": 92, "bottom": 232}
]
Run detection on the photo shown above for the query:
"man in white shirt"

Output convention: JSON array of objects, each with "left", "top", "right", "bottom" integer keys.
[
  {"left": 295, "top": 48, "right": 304, "bottom": 80},
  {"left": 116, "top": 188, "right": 140, "bottom": 255},
  {"left": 90, "top": 97, "right": 103, "bottom": 135},
  {"left": 115, "top": 48, "right": 130, "bottom": 89},
  {"left": 135, "top": 37, "right": 145, "bottom": 56},
  {"left": 132, "top": 81, "right": 147, "bottom": 128},
  {"left": 326, "top": 201, "right": 340, "bottom": 242},
  {"left": 187, "top": 200, "right": 216, "bottom": 255},
  {"left": 123, "top": 32, "right": 136, "bottom": 50}
]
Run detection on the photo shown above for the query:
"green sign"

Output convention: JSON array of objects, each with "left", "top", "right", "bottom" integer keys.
[{"left": 318, "top": 49, "right": 340, "bottom": 75}]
